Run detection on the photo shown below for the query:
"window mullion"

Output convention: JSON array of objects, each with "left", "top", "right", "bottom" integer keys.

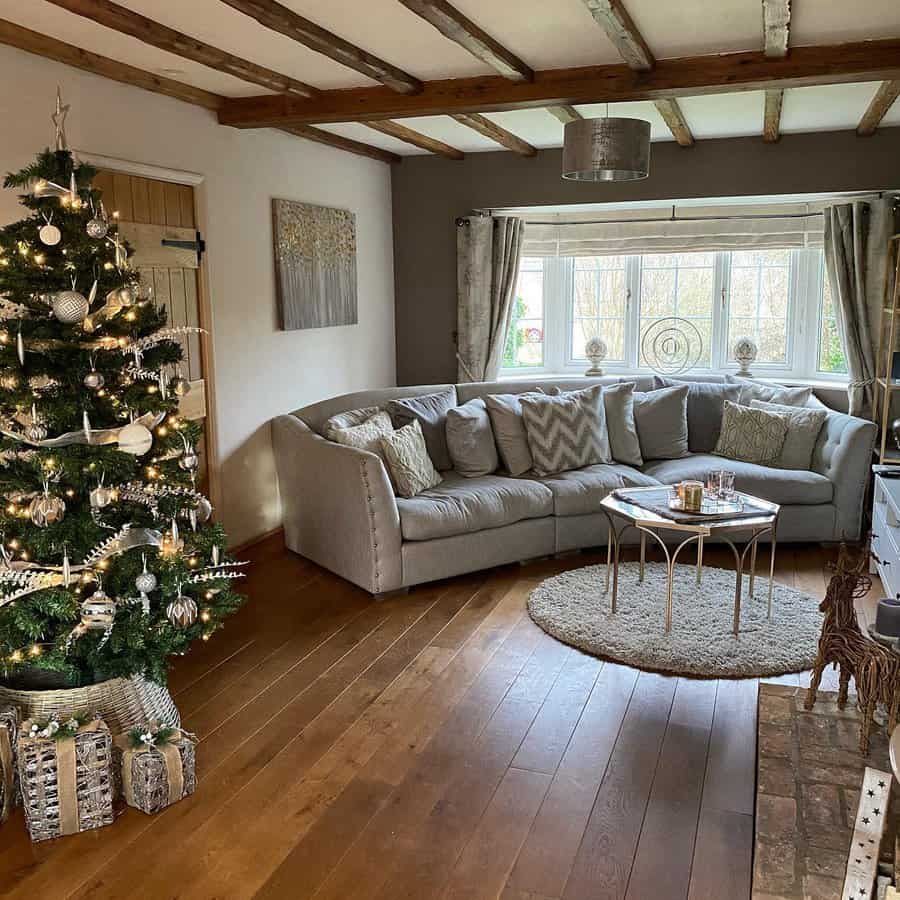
[
  {"left": 546, "top": 256, "right": 570, "bottom": 372},
  {"left": 626, "top": 256, "right": 640, "bottom": 369},
  {"left": 711, "top": 252, "right": 729, "bottom": 370}
]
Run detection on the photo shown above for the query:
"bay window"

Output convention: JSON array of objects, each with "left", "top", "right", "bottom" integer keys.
[{"left": 502, "top": 247, "right": 846, "bottom": 381}]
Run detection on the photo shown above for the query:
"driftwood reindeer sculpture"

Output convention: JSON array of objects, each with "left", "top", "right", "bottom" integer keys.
[{"left": 805, "top": 544, "right": 900, "bottom": 754}]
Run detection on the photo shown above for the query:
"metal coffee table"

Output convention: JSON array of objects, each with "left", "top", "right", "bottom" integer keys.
[{"left": 599, "top": 487, "right": 780, "bottom": 635}]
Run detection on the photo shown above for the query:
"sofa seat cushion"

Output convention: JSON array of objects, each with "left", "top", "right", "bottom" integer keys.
[
  {"left": 396, "top": 471, "right": 553, "bottom": 541},
  {"left": 535, "top": 464, "right": 660, "bottom": 517},
  {"left": 641, "top": 454, "right": 833, "bottom": 506}
]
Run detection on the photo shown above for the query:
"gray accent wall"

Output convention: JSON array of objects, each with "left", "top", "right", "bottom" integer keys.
[{"left": 391, "top": 128, "right": 900, "bottom": 387}]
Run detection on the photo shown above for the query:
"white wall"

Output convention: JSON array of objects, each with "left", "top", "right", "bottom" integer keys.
[{"left": 0, "top": 45, "right": 397, "bottom": 548}]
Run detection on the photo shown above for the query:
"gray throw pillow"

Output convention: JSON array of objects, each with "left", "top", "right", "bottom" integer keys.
[
  {"left": 653, "top": 377, "right": 741, "bottom": 452},
  {"left": 484, "top": 391, "right": 545, "bottom": 476},
  {"left": 387, "top": 387, "right": 457, "bottom": 471},
  {"left": 520, "top": 385, "right": 611, "bottom": 477},
  {"left": 604, "top": 382, "right": 643, "bottom": 466},
  {"left": 725, "top": 375, "right": 812, "bottom": 408},
  {"left": 322, "top": 405, "right": 380, "bottom": 441},
  {"left": 750, "top": 399, "right": 827, "bottom": 470},
  {"left": 714, "top": 400, "right": 789, "bottom": 466},
  {"left": 446, "top": 398, "right": 498, "bottom": 478},
  {"left": 633, "top": 384, "right": 690, "bottom": 461}
]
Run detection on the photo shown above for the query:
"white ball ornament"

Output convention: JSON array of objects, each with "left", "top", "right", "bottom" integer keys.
[
  {"left": 135, "top": 570, "right": 157, "bottom": 594},
  {"left": 118, "top": 422, "right": 153, "bottom": 456},
  {"left": 51, "top": 290, "right": 90, "bottom": 324},
  {"left": 89, "top": 484, "right": 113, "bottom": 509},
  {"left": 170, "top": 375, "right": 191, "bottom": 398},
  {"left": 196, "top": 497, "right": 213, "bottom": 522},
  {"left": 38, "top": 223, "right": 61, "bottom": 246}
]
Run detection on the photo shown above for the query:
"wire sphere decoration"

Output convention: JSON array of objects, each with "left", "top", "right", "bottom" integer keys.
[{"left": 640, "top": 317, "right": 704, "bottom": 376}]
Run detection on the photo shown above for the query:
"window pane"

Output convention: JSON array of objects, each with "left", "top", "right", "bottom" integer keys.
[
  {"left": 639, "top": 253, "right": 714, "bottom": 370},
  {"left": 570, "top": 256, "right": 628, "bottom": 363},
  {"left": 727, "top": 249, "right": 790, "bottom": 365},
  {"left": 504, "top": 258, "right": 544, "bottom": 368},
  {"left": 818, "top": 265, "right": 848, "bottom": 374}
]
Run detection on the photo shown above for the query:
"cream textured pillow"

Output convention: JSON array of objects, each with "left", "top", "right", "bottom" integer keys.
[
  {"left": 322, "top": 406, "right": 380, "bottom": 440},
  {"left": 379, "top": 420, "right": 442, "bottom": 498},
  {"left": 714, "top": 401, "right": 789, "bottom": 466},
  {"left": 331, "top": 411, "right": 393, "bottom": 460},
  {"left": 749, "top": 399, "right": 827, "bottom": 470}
]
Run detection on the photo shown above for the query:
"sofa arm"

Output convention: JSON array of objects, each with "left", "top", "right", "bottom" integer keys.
[
  {"left": 810, "top": 411, "right": 877, "bottom": 541},
  {"left": 271, "top": 415, "right": 402, "bottom": 594}
]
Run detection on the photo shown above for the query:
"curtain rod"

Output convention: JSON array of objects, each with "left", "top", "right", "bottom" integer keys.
[{"left": 518, "top": 211, "right": 826, "bottom": 227}]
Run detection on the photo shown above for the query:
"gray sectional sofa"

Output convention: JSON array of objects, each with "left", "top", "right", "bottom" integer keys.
[{"left": 272, "top": 376, "right": 876, "bottom": 596}]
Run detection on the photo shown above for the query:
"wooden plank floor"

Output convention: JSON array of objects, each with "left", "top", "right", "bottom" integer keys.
[{"left": 0, "top": 537, "right": 879, "bottom": 900}]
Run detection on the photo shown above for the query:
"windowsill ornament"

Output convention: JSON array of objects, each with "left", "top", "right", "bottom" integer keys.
[
  {"left": 584, "top": 336, "right": 608, "bottom": 376},
  {"left": 733, "top": 335, "right": 758, "bottom": 377}
]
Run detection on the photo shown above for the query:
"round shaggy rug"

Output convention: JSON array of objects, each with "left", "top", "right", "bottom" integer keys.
[{"left": 527, "top": 561, "right": 823, "bottom": 678}]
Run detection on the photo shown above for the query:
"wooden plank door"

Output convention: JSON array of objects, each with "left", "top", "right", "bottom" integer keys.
[{"left": 91, "top": 169, "right": 214, "bottom": 498}]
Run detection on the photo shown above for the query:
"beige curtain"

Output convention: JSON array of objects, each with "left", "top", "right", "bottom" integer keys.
[
  {"left": 824, "top": 199, "right": 894, "bottom": 418},
  {"left": 456, "top": 215, "right": 525, "bottom": 383}
]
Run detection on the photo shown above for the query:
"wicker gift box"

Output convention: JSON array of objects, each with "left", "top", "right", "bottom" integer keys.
[
  {"left": 113, "top": 726, "right": 196, "bottom": 815},
  {"left": 17, "top": 716, "right": 115, "bottom": 842},
  {"left": 0, "top": 704, "right": 17, "bottom": 824}
]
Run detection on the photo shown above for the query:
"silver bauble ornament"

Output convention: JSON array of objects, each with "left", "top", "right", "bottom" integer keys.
[
  {"left": 118, "top": 422, "right": 153, "bottom": 455},
  {"left": 86, "top": 216, "right": 108, "bottom": 239},
  {"left": 29, "top": 492, "right": 66, "bottom": 527},
  {"left": 170, "top": 376, "right": 191, "bottom": 398},
  {"left": 38, "top": 223, "right": 61, "bottom": 246},
  {"left": 83, "top": 369, "right": 105, "bottom": 389},
  {"left": 80, "top": 589, "right": 116, "bottom": 630},
  {"left": 89, "top": 484, "right": 113, "bottom": 509},
  {"left": 196, "top": 497, "right": 213, "bottom": 522},
  {"left": 51, "top": 290, "right": 89, "bottom": 324},
  {"left": 167, "top": 593, "right": 197, "bottom": 629},
  {"left": 179, "top": 449, "right": 199, "bottom": 472},
  {"left": 135, "top": 570, "right": 157, "bottom": 594}
]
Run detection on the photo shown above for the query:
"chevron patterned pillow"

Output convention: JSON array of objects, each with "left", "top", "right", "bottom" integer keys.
[{"left": 520, "top": 385, "right": 611, "bottom": 477}]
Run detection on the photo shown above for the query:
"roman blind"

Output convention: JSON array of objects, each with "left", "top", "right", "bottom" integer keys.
[{"left": 520, "top": 200, "right": 839, "bottom": 257}]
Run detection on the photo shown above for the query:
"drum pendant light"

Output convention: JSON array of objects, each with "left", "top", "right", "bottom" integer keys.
[{"left": 562, "top": 116, "right": 651, "bottom": 182}]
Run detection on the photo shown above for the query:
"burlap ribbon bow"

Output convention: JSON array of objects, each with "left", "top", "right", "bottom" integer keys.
[
  {"left": 113, "top": 730, "right": 187, "bottom": 809},
  {"left": 20, "top": 717, "right": 108, "bottom": 836}
]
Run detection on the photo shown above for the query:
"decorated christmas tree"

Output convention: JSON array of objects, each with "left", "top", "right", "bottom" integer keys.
[{"left": 0, "top": 92, "right": 244, "bottom": 689}]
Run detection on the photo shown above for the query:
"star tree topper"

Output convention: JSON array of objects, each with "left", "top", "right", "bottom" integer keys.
[{"left": 52, "top": 87, "right": 70, "bottom": 152}]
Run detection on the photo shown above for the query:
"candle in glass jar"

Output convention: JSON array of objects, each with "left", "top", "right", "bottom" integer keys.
[{"left": 681, "top": 481, "right": 703, "bottom": 512}]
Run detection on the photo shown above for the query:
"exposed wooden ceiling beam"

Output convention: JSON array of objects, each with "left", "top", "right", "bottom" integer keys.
[
  {"left": 279, "top": 126, "right": 401, "bottom": 163},
  {"left": 546, "top": 105, "right": 583, "bottom": 125},
  {"left": 451, "top": 113, "right": 536, "bottom": 156},
  {"left": 857, "top": 80, "right": 900, "bottom": 136},
  {"left": 0, "top": 18, "right": 397, "bottom": 165},
  {"left": 397, "top": 0, "right": 532, "bottom": 81},
  {"left": 45, "top": 0, "right": 318, "bottom": 97},
  {"left": 653, "top": 98, "right": 694, "bottom": 147},
  {"left": 763, "top": 90, "right": 784, "bottom": 142},
  {"left": 581, "top": 0, "right": 652, "bottom": 70},
  {"left": 219, "top": 0, "right": 421, "bottom": 94},
  {"left": 762, "top": 0, "right": 791, "bottom": 142},
  {"left": 364, "top": 120, "right": 463, "bottom": 159},
  {"left": 0, "top": 18, "right": 223, "bottom": 110},
  {"left": 218, "top": 40, "right": 900, "bottom": 128},
  {"left": 578, "top": 0, "right": 692, "bottom": 145}
]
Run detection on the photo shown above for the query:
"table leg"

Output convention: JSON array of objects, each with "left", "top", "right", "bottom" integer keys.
[
  {"left": 611, "top": 527, "right": 619, "bottom": 614},
  {"left": 733, "top": 566, "right": 743, "bottom": 636},
  {"left": 749, "top": 533, "right": 758, "bottom": 599},
  {"left": 605, "top": 529, "right": 611, "bottom": 594},
  {"left": 639, "top": 531, "right": 646, "bottom": 583},
  {"left": 767, "top": 525, "right": 777, "bottom": 621},
  {"left": 665, "top": 557, "right": 674, "bottom": 633},
  {"left": 696, "top": 533, "right": 704, "bottom": 586}
]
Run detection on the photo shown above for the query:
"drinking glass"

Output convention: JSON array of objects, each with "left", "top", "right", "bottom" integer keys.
[{"left": 719, "top": 470, "right": 736, "bottom": 500}]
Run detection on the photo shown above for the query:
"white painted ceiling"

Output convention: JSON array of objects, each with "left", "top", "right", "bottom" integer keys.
[{"left": 2, "top": 0, "right": 900, "bottom": 154}]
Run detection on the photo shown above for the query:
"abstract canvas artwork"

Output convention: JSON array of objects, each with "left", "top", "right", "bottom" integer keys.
[{"left": 272, "top": 199, "right": 358, "bottom": 330}]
